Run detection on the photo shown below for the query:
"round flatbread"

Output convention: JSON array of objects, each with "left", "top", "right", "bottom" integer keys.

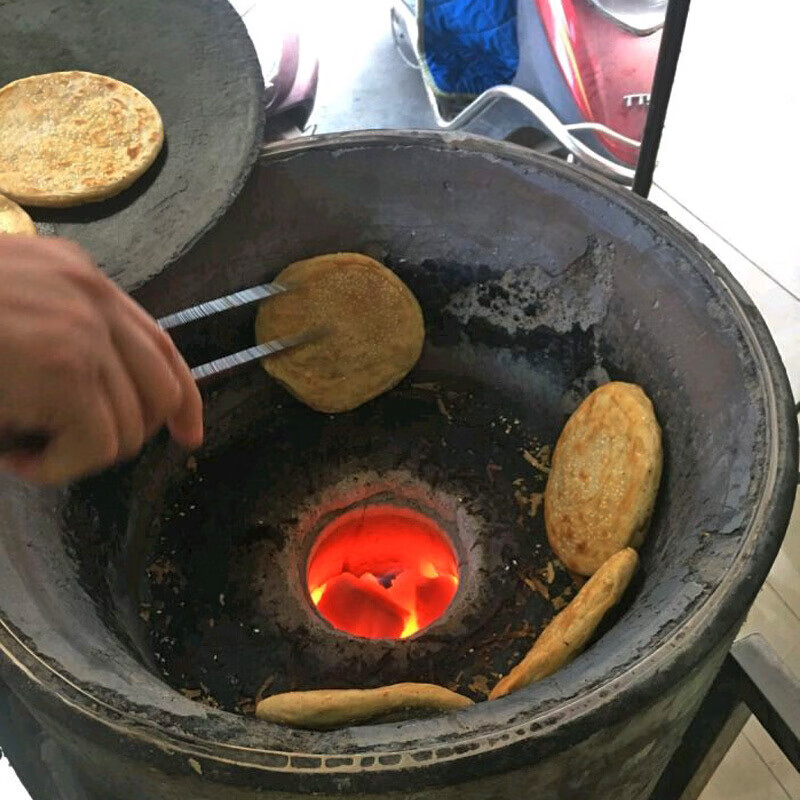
[
  {"left": 256, "top": 683, "right": 473, "bottom": 730},
  {"left": 545, "top": 382, "right": 662, "bottom": 576},
  {"left": 0, "top": 71, "right": 164, "bottom": 207},
  {"left": 489, "top": 548, "right": 638, "bottom": 699},
  {"left": 0, "top": 194, "right": 36, "bottom": 235},
  {"left": 255, "top": 253, "right": 425, "bottom": 413}
]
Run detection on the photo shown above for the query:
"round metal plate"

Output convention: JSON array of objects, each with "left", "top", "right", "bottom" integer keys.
[{"left": 0, "top": 0, "right": 265, "bottom": 290}]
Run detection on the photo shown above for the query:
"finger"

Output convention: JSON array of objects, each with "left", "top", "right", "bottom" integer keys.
[
  {"left": 67, "top": 273, "right": 202, "bottom": 450},
  {"left": 108, "top": 310, "right": 182, "bottom": 437},
  {"left": 165, "top": 343, "right": 204, "bottom": 450},
  {"left": 21, "top": 392, "right": 119, "bottom": 485},
  {"left": 100, "top": 346, "right": 146, "bottom": 461},
  {"left": 107, "top": 292, "right": 203, "bottom": 449}
]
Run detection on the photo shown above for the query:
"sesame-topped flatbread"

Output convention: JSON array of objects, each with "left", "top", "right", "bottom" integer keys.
[
  {"left": 0, "top": 71, "right": 164, "bottom": 207},
  {"left": 0, "top": 194, "right": 36, "bottom": 235},
  {"left": 545, "top": 382, "right": 662, "bottom": 576},
  {"left": 255, "top": 253, "right": 425, "bottom": 413}
]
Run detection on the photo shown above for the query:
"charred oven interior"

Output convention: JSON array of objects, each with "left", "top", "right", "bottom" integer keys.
[{"left": 66, "top": 239, "right": 625, "bottom": 716}]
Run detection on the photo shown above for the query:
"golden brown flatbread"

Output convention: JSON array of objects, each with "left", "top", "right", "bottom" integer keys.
[
  {"left": 256, "top": 683, "right": 473, "bottom": 730},
  {"left": 0, "top": 194, "right": 36, "bottom": 235},
  {"left": 0, "top": 71, "right": 164, "bottom": 207},
  {"left": 255, "top": 253, "right": 425, "bottom": 413},
  {"left": 489, "top": 548, "right": 638, "bottom": 699},
  {"left": 545, "top": 381, "right": 662, "bottom": 576}
]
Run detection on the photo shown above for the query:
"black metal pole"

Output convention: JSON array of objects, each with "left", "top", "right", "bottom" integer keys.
[{"left": 632, "top": 0, "right": 692, "bottom": 197}]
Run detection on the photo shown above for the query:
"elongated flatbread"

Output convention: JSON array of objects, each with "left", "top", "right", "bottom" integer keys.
[
  {"left": 256, "top": 683, "right": 473, "bottom": 730},
  {"left": 0, "top": 194, "right": 35, "bottom": 235},
  {"left": 489, "top": 548, "right": 638, "bottom": 700},
  {"left": 255, "top": 253, "right": 425, "bottom": 413},
  {"left": 0, "top": 71, "right": 164, "bottom": 207},
  {"left": 545, "top": 382, "right": 662, "bottom": 576}
]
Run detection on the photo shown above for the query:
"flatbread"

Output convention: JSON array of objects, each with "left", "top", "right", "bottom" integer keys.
[
  {"left": 545, "top": 382, "right": 662, "bottom": 576},
  {"left": 0, "top": 71, "right": 164, "bottom": 207},
  {"left": 256, "top": 683, "right": 473, "bottom": 730},
  {"left": 0, "top": 194, "right": 36, "bottom": 235},
  {"left": 255, "top": 253, "right": 425, "bottom": 413},
  {"left": 489, "top": 548, "right": 638, "bottom": 699}
]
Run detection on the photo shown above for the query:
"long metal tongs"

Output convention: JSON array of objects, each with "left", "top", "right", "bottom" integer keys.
[{"left": 157, "top": 281, "right": 311, "bottom": 382}]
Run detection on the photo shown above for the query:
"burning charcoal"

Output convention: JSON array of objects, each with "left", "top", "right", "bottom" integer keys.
[
  {"left": 308, "top": 505, "right": 460, "bottom": 640},
  {"left": 416, "top": 575, "right": 458, "bottom": 630},
  {"left": 316, "top": 573, "right": 408, "bottom": 640}
]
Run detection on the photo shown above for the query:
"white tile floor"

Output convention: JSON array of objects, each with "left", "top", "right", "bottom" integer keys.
[{"left": 1, "top": 1, "right": 797, "bottom": 798}]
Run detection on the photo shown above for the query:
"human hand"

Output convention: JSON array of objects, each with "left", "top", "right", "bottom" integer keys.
[{"left": 0, "top": 235, "right": 203, "bottom": 484}]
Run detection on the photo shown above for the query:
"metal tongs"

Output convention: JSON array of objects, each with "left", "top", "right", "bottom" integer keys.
[
  {"left": 0, "top": 282, "right": 312, "bottom": 454},
  {"left": 158, "top": 281, "right": 313, "bottom": 382}
]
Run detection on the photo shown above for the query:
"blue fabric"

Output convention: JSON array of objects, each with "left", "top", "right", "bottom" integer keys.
[{"left": 421, "top": 0, "right": 519, "bottom": 96}]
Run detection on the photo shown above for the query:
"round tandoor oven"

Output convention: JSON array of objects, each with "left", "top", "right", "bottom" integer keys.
[{"left": 0, "top": 132, "right": 796, "bottom": 800}]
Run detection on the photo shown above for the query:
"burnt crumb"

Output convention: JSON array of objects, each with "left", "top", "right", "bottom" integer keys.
[
  {"left": 255, "top": 674, "right": 275, "bottom": 703},
  {"left": 468, "top": 674, "right": 493, "bottom": 697}
]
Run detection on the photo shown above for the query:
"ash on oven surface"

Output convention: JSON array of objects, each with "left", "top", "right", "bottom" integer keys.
[{"left": 141, "top": 374, "right": 583, "bottom": 715}]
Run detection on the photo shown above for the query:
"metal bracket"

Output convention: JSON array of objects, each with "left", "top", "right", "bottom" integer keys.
[{"left": 650, "top": 633, "right": 800, "bottom": 800}]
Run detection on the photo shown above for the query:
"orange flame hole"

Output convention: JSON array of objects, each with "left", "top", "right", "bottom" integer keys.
[{"left": 307, "top": 505, "right": 459, "bottom": 640}]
